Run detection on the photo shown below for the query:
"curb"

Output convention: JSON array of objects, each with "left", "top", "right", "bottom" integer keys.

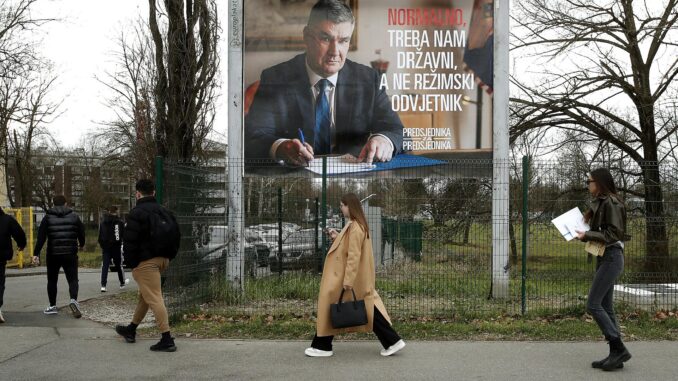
[{"left": 5, "top": 268, "right": 102, "bottom": 278}]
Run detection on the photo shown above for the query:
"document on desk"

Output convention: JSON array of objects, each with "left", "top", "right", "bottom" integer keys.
[
  {"left": 304, "top": 154, "right": 376, "bottom": 175},
  {"left": 551, "top": 207, "right": 589, "bottom": 241}
]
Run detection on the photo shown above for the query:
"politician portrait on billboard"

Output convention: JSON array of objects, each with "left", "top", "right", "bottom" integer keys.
[{"left": 243, "top": 0, "right": 494, "bottom": 176}]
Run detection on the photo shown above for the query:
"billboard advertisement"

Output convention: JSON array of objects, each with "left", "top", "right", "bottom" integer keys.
[{"left": 242, "top": 0, "right": 493, "bottom": 175}]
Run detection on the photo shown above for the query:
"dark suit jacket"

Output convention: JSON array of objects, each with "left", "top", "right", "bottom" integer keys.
[{"left": 245, "top": 54, "right": 403, "bottom": 159}]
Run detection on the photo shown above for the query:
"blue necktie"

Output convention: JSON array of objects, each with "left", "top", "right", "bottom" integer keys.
[{"left": 313, "top": 79, "right": 331, "bottom": 155}]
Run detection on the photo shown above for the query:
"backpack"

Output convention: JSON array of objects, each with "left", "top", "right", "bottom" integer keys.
[{"left": 148, "top": 207, "right": 181, "bottom": 259}]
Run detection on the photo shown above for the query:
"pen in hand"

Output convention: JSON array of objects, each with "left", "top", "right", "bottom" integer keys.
[
  {"left": 296, "top": 128, "right": 315, "bottom": 165},
  {"left": 298, "top": 128, "right": 306, "bottom": 145}
]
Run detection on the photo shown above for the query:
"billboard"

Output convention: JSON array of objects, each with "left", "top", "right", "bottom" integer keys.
[{"left": 241, "top": 0, "right": 493, "bottom": 174}]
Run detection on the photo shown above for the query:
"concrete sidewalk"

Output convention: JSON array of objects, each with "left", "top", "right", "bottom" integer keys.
[
  {"left": 0, "top": 329, "right": 673, "bottom": 381},
  {"left": 1, "top": 268, "right": 134, "bottom": 315},
  {"left": 1, "top": 271, "right": 674, "bottom": 380}
]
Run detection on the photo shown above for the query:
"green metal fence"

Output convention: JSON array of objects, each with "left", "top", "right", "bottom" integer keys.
[{"left": 158, "top": 157, "right": 678, "bottom": 318}]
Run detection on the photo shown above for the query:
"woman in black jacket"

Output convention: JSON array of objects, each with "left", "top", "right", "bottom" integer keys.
[{"left": 575, "top": 168, "right": 631, "bottom": 371}]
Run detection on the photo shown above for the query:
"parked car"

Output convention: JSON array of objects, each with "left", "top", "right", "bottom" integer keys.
[
  {"left": 269, "top": 228, "right": 323, "bottom": 272},
  {"left": 196, "top": 225, "right": 270, "bottom": 268}
]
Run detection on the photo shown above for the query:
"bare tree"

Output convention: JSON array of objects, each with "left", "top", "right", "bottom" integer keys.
[
  {"left": 1, "top": 0, "right": 54, "bottom": 203},
  {"left": 96, "top": 21, "right": 158, "bottom": 177},
  {"left": 9, "top": 73, "right": 61, "bottom": 207},
  {"left": 148, "top": 0, "right": 220, "bottom": 160},
  {"left": 510, "top": 0, "right": 678, "bottom": 272},
  {"left": 0, "top": 0, "right": 51, "bottom": 79}
]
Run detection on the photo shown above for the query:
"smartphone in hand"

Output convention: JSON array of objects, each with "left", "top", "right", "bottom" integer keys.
[{"left": 325, "top": 228, "right": 338, "bottom": 241}]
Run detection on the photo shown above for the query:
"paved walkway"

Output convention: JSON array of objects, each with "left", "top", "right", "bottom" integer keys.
[{"left": 0, "top": 269, "right": 674, "bottom": 380}]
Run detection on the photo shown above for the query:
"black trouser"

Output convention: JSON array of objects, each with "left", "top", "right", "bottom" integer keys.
[
  {"left": 46, "top": 254, "right": 79, "bottom": 306},
  {"left": 587, "top": 246, "right": 624, "bottom": 341},
  {"left": 312, "top": 307, "right": 401, "bottom": 351},
  {"left": 0, "top": 260, "right": 5, "bottom": 308},
  {"left": 101, "top": 248, "right": 124, "bottom": 287}
]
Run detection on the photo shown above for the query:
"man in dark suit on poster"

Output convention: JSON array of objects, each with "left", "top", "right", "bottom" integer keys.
[{"left": 245, "top": 0, "right": 403, "bottom": 166}]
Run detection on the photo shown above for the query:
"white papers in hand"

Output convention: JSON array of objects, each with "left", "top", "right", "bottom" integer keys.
[
  {"left": 551, "top": 207, "right": 590, "bottom": 241},
  {"left": 304, "top": 154, "right": 376, "bottom": 175}
]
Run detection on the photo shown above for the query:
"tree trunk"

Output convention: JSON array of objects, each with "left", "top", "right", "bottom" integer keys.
[
  {"left": 641, "top": 161, "right": 670, "bottom": 276},
  {"left": 257, "top": 179, "right": 264, "bottom": 219},
  {"left": 462, "top": 220, "right": 471, "bottom": 245},
  {"left": 637, "top": 96, "right": 671, "bottom": 278}
]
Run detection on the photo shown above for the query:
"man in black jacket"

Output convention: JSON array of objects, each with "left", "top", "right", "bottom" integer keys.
[
  {"left": 98, "top": 206, "right": 128, "bottom": 292},
  {"left": 115, "top": 179, "right": 180, "bottom": 352},
  {"left": 32, "top": 195, "right": 85, "bottom": 318},
  {"left": 245, "top": 0, "right": 404, "bottom": 164},
  {"left": 0, "top": 207, "right": 27, "bottom": 323}
]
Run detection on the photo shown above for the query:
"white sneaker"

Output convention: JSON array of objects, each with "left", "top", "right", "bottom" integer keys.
[
  {"left": 44, "top": 305, "right": 58, "bottom": 315},
  {"left": 101, "top": 287, "right": 107, "bottom": 292},
  {"left": 120, "top": 278, "right": 130, "bottom": 289},
  {"left": 0, "top": 309, "right": 5, "bottom": 323},
  {"left": 69, "top": 299, "right": 82, "bottom": 319},
  {"left": 304, "top": 347, "right": 333, "bottom": 357},
  {"left": 380, "top": 340, "right": 406, "bottom": 357}
]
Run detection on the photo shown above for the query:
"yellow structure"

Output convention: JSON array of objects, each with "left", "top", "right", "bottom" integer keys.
[{"left": 6, "top": 207, "right": 34, "bottom": 269}]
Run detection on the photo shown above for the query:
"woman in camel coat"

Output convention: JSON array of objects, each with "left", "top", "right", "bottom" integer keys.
[{"left": 305, "top": 193, "right": 405, "bottom": 357}]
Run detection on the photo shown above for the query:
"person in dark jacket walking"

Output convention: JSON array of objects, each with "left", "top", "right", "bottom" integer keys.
[
  {"left": 115, "top": 179, "right": 180, "bottom": 352},
  {"left": 575, "top": 168, "right": 631, "bottom": 371},
  {"left": 98, "top": 206, "right": 128, "bottom": 292},
  {"left": 32, "top": 195, "right": 85, "bottom": 318},
  {"left": 0, "top": 206, "right": 27, "bottom": 323}
]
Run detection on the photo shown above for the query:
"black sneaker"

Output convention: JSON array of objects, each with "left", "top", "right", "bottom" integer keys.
[
  {"left": 115, "top": 325, "right": 137, "bottom": 343},
  {"left": 150, "top": 337, "right": 177, "bottom": 352}
]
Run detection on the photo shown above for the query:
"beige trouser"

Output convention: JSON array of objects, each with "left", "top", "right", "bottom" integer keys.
[{"left": 132, "top": 257, "right": 170, "bottom": 333}]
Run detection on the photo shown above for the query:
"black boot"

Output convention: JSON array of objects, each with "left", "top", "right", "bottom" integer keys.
[
  {"left": 150, "top": 333, "right": 177, "bottom": 352},
  {"left": 115, "top": 324, "right": 137, "bottom": 343},
  {"left": 601, "top": 338, "right": 631, "bottom": 371},
  {"left": 592, "top": 342, "right": 623, "bottom": 369}
]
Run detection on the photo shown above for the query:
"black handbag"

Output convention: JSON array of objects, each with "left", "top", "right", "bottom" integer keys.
[{"left": 330, "top": 289, "right": 368, "bottom": 329}]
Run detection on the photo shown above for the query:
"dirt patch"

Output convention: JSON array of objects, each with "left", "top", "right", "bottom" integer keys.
[{"left": 80, "top": 293, "right": 156, "bottom": 329}]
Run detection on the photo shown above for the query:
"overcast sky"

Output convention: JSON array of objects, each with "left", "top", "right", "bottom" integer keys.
[{"left": 32, "top": 0, "right": 228, "bottom": 149}]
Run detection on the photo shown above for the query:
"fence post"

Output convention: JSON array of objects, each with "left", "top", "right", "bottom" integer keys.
[
  {"left": 227, "top": 0, "right": 244, "bottom": 292},
  {"left": 29, "top": 207, "right": 34, "bottom": 268},
  {"left": 16, "top": 209, "right": 23, "bottom": 269},
  {"left": 491, "top": 0, "right": 510, "bottom": 299},
  {"left": 154, "top": 156, "right": 164, "bottom": 204},
  {"left": 315, "top": 197, "right": 321, "bottom": 272},
  {"left": 321, "top": 157, "right": 328, "bottom": 255},
  {"left": 277, "top": 187, "right": 283, "bottom": 276},
  {"left": 521, "top": 155, "right": 529, "bottom": 315}
]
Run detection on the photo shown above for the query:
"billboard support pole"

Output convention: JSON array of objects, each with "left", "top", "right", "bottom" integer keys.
[
  {"left": 227, "top": 0, "right": 245, "bottom": 292},
  {"left": 492, "top": 0, "right": 510, "bottom": 298}
]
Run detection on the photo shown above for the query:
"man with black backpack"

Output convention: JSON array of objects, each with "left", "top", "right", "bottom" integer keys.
[
  {"left": 115, "top": 179, "right": 180, "bottom": 352},
  {"left": 98, "top": 206, "right": 128, "bottom": 292}
]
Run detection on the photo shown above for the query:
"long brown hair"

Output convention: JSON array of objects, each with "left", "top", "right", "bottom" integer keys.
[
  {"left": 341, "top": 193, "right": 370, "bottom": 239},
  {"left": 584, "top": 168, "right": 623, "bottom": 222}
]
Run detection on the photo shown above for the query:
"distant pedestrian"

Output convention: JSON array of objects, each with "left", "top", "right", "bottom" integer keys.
[
  {"left": 575, "top": 168, "right": 631, "bottom": 371},
  {"left": 32, "top": 195, "right": 86, "bottom": 318},
  {"left": 305, "top": 193, "right": 405, "bottom": 357},
  {"left": 115, "top": 179, "right": 181, "bottom": 352},
  {"left": 98, "top": 206, "right": 128, "bottom": 292},
  {"left": 0, "top": 206, "right": 27, "bottom": 323}
]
